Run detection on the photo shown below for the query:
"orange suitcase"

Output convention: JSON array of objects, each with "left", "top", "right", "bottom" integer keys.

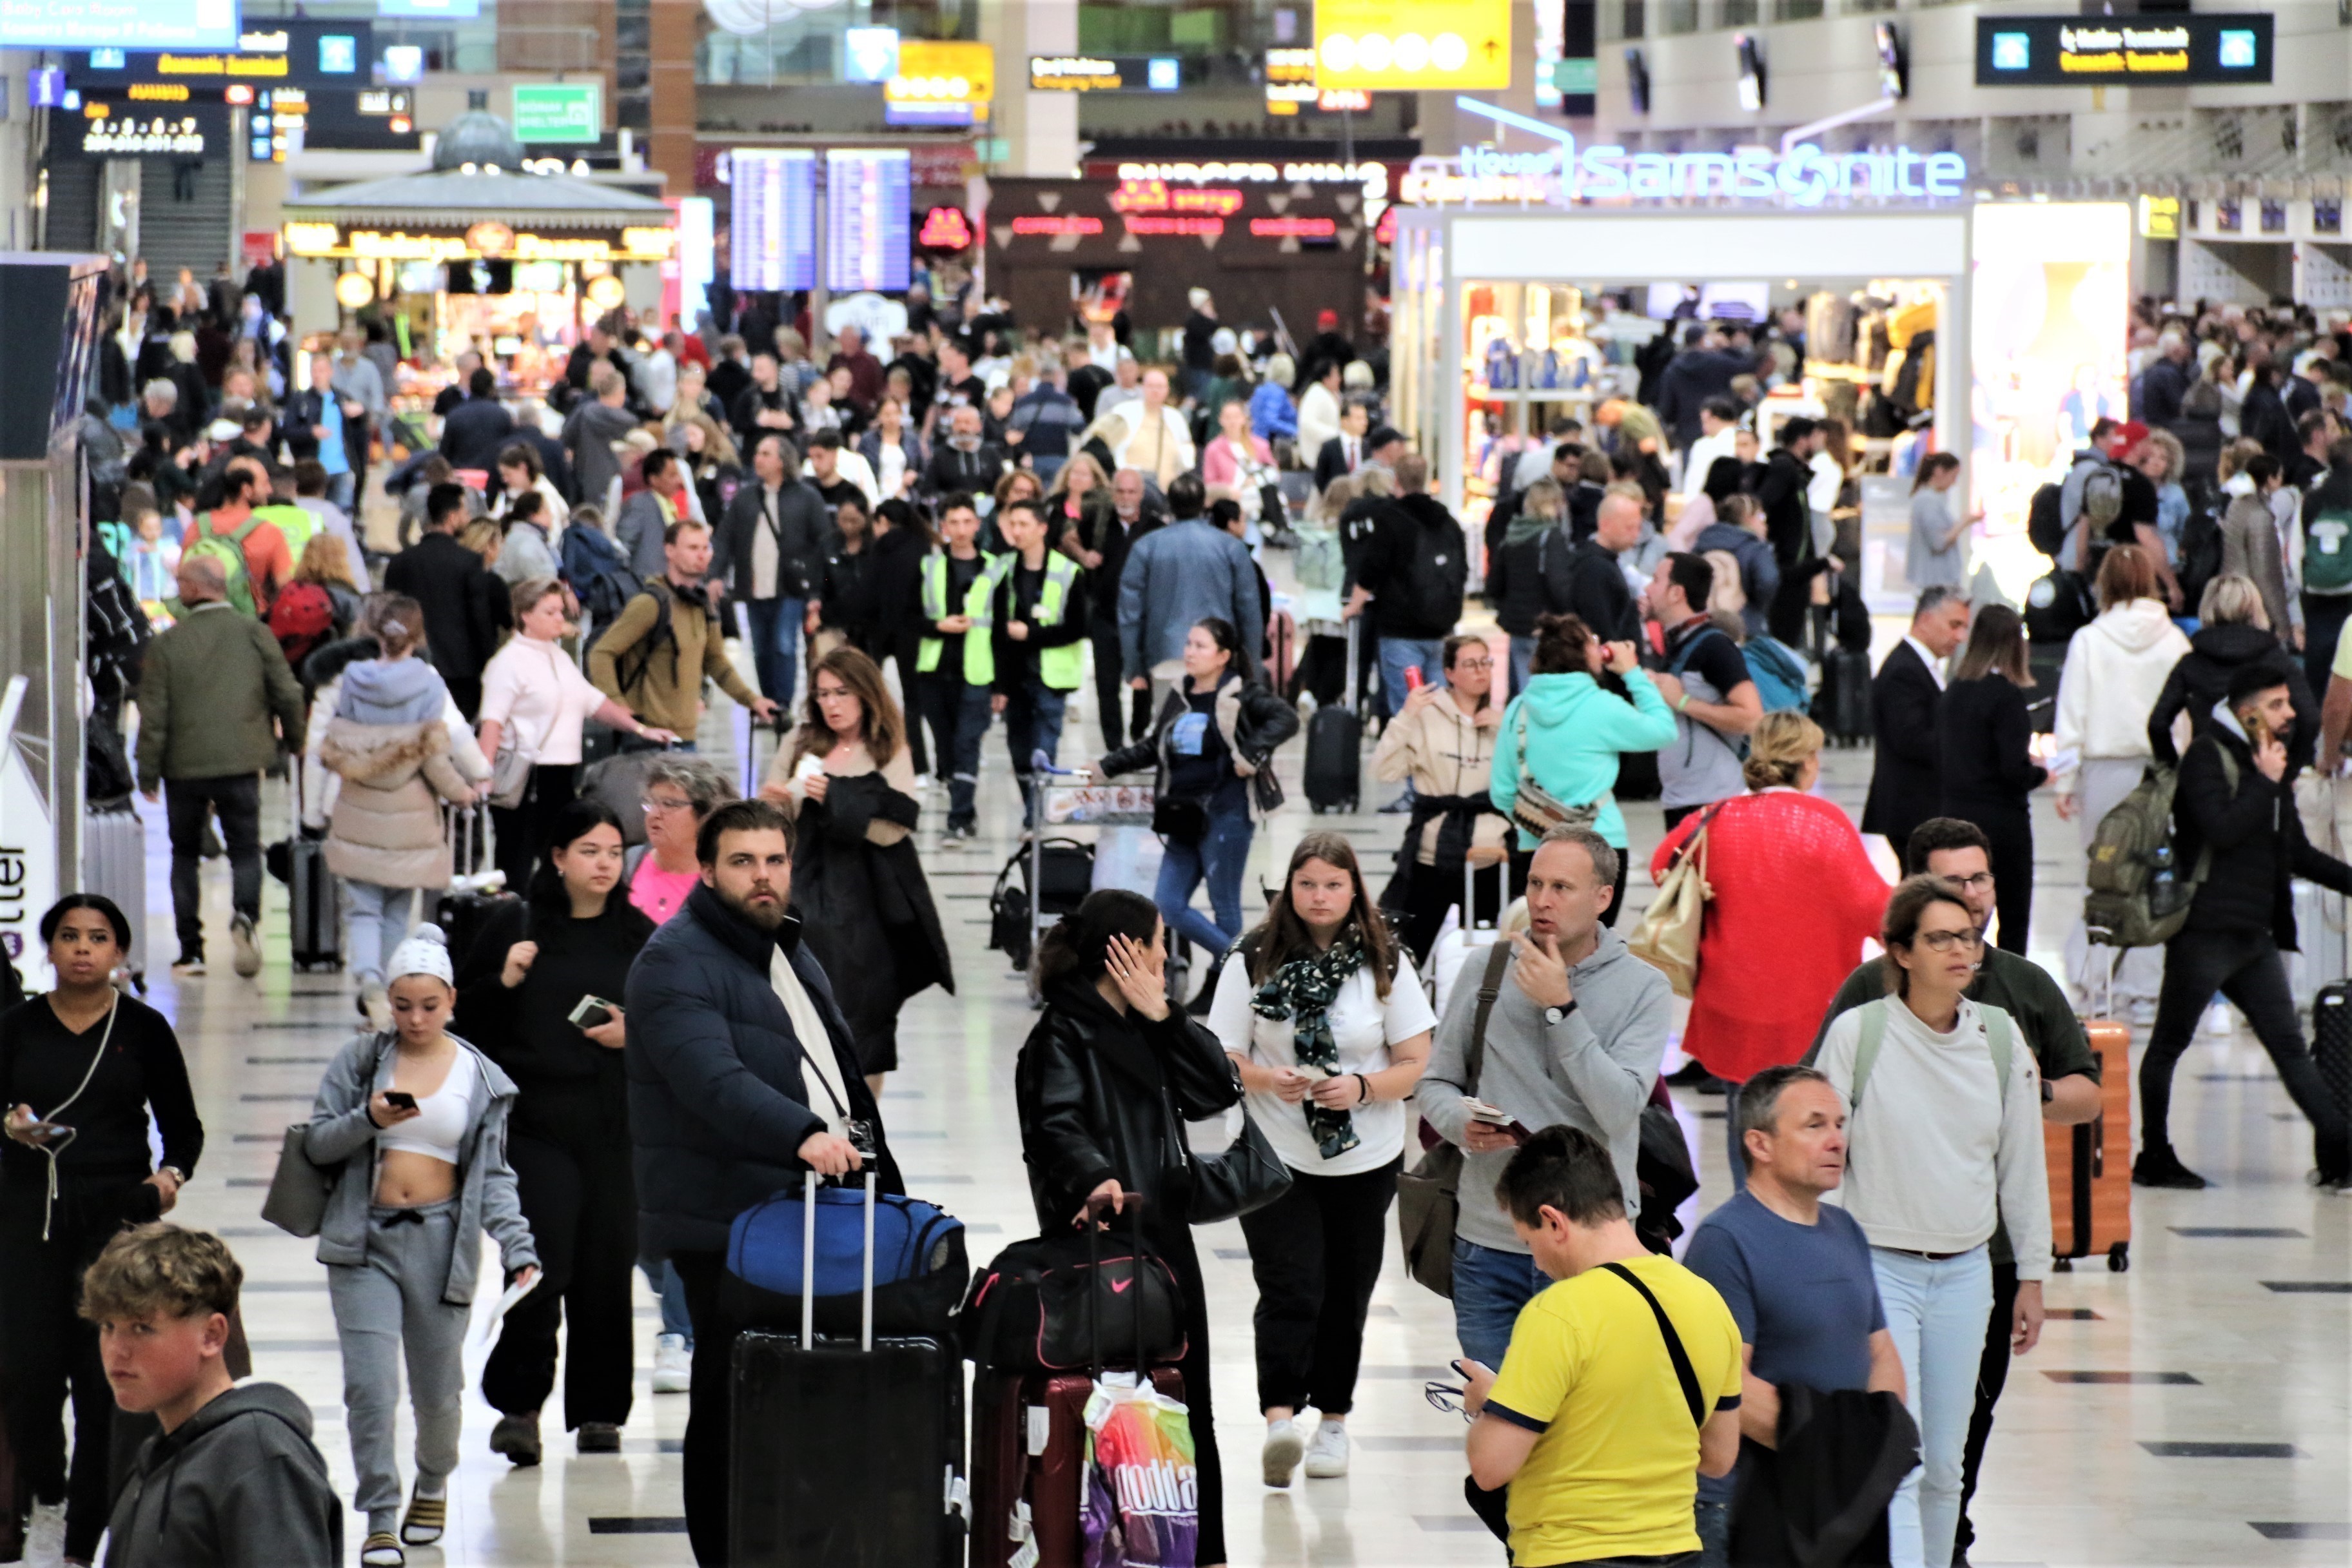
[{"left": 2047, "top": 1022, "right": 2133, "bottom": 1272}]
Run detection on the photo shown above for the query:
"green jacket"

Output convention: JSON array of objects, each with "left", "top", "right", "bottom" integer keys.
[{"left": 135, "top": 601, "right": 307, "bottom": 790}]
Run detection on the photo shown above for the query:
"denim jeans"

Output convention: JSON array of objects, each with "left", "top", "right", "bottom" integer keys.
[
  {"left": 1694, "top": 1497, "right": 1731, "bottom": 1568},
  {"left": 327, "top": 469, "right": 356, "bottom": 514},
  {"left": 1450, "top": 1236, "right": 1549, "bottom": 1369},
  {"left": 1508, "top": 634, "right": 1536, "bottom": 698},
  {"left": 1378, "top": 636, "right": 1448, "bottom": 717},
  {"left": 1153, "top": 802, "right": 1252, "bottom": 960},
  {"left": 163, "top": 772, "right": 263, "bottom": 963},
  {"left": 1004, "top": 678, "right": 1070, "bottom": 808},
  {"left": 1872, "top": 1244, "right": 1992, "bottom": 1568},
  {"left": 741, "top": 595, "right": 807, "bottom": 710},
  {"left": 639, "top": 1256, "right": 692, "bottom": 1342},
  {"left": 921, "top": 673, "right": 992, "bottom": 830},
  {"left": 342, "top": 880, "right": 418, "bottom": 986}
]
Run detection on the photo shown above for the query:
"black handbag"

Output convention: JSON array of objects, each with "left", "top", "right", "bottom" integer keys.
[
  {"left": 1152, "top": 795, "right": 1208, "bottom": 845},
  {"left": 957, "top": 1207, "right": 1187, "bottom": 1373},
  {"left": 1186, "top": 1106, "right": 1293, "bottom": 1224}
]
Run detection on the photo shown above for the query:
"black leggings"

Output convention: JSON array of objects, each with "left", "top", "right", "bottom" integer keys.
[
  {"left": 1237, "top": 1158, "right": 1402, "bottom": 1415},
  {"left": 480, "top": 1084, "right": 638, "bottom": 1427},
  {"left": 2141, "top": 926, "right": 2351, "bottom": 1175},
  {"left": 489, "top": 763, "right": 579, "bottom": 899},
  {"left": 1948, "top": 798, "right": 2034, "bottom": 954}
]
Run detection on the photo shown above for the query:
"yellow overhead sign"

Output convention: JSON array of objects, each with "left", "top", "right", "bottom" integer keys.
[
  {"left": 1314, "top": 0, "right": 1511, "bottom": 90},
  {"left": 888, "top": 40, "right": 994, "bottom": 105}
]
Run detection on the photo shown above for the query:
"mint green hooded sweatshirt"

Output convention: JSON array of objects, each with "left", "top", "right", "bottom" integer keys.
[{"left": 1490, "top": 669, "right": 1680, "bottom": 849}]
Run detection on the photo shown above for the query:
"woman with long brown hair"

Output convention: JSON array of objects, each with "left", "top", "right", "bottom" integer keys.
[
  {"left": 759, "top": 646, "right": 952, "bottom": 1092},
  {"left": 1938, "top": 604, "right": 2047, "bottom": 953},
  {"left": 1206, "top": 832, "right": 1432, "bottom": 1488},
  {"left": 1371, "top": 632, "right": 1511, "bottom": 961}
]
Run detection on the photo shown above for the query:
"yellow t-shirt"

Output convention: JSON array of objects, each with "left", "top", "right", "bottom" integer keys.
[
  {"left": 2333, "top": 612, "right": 2352, "bottom": 683},
  {"left": 1483, "top": 1255, "right": 1744, "bottom": 1566}
]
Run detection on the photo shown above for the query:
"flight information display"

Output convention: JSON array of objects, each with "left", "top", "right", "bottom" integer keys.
[
  {"left": 729, "top": 148, "right": 816, "bottom": 291},
  {"left": 825, "top": 148, "right": 910, "bottom": 293}
]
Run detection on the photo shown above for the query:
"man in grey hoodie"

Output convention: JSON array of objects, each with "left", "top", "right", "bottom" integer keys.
[
  {"left": 1115, "top": 472, "right": 1263, "bottom": 709},
  {"left": 1414, "top": 825, "right": 1672, "bottom": 1367},
  {"left": 88, "top": 1224, "right": 340, "bottom": 1567}
]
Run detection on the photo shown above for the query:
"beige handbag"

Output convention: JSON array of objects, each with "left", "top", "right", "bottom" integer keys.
[{"left": 1628, "top": 803, "right": 1723, "bottom": 999}]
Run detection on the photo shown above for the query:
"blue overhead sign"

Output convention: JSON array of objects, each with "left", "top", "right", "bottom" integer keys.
[{"left": 0, "top": 0, "right": 242, "bottom": 50}]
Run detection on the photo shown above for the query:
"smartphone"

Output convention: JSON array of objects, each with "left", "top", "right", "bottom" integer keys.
[
  {"left": 1404, "top": 665, "right": 1425, "bottom": 691},
  {"left": 2246, "top": 709, "right": 2274, "bottom": 750},
  {"left": 568, "top": 995, "right": 616, "bottom": 1031},
  {"left": 1460, "top": 1098, "right": 1534, "bottom": 1143},
  {"left": 382, "top": 1091, "right": 418, "bottom": 1113},
  {"left": 15, "top": 1119, "right": 71, "bottom": 1143}
]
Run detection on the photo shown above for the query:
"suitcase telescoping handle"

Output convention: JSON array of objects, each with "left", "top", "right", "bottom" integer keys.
[
  {"left": 1083, "top": 1191, "right": 1150, "bottom": 1384},
  {"left": 799, "top": 1166, "right": 881, "bottom": 1353}
]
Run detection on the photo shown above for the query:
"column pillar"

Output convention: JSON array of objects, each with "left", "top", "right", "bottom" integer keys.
[
  {"left": 649, "top": 0, "right": 700, "bottom": 208},
  {"left": 980, "top": 0, "right": 1079, "bottom": 177}
]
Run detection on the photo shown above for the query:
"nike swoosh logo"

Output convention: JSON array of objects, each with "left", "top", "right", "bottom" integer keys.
[{"left": 1111, "top": 1277, "right": 1133, "bottom": 1294}]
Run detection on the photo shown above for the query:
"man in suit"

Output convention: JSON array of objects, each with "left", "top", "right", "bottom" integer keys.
[
  {"left": 438, "top": 365, "right": 516, "bottom": 472},
  {"left": 1312, "top": 394, "right": 1377, "bottom": 495},
  {"left": 1860, "top": 585, "right": 1971, "bottom": 855}
]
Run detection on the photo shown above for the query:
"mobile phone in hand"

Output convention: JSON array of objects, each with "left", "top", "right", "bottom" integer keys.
[
  {"left": 567, "top": 995, "right": 617, "bottom": 1031},
  {"left": 382, "top": 1091, "right": 418, "bottom": 1113}
]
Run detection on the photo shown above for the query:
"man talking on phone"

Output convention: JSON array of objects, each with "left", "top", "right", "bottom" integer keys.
[{"left": 1414, "top": 825, "right": 1673, "bottom": 1366}]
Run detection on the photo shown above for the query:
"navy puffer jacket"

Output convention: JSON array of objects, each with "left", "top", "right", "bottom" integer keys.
[{"left": 626, "top": 881, "right": 902, "bottom": 1257}]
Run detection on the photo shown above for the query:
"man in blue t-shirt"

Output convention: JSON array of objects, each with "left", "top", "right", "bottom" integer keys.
[{"left": 1683, "top": 1064, "right": 1906, "bottom": 1565}]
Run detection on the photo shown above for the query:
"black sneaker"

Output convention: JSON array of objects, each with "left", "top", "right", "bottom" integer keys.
[
  {"left": 489, "top": 1412, "right": 542, "bottom": 1466},
  {"left": 2132, "top": 1150, "right": 2209, "bottom": 1190},
  {"left": 577, "top": 1422, "right": 622, "bottom": 1454},
  {"left": 1664, "top": 1060, "right": 1714, "bottom": 1087}
]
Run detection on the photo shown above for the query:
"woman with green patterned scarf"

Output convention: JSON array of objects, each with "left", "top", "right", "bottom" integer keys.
[{"left": 1204, "top": 832, "right": 1435, "bottom": 1491}]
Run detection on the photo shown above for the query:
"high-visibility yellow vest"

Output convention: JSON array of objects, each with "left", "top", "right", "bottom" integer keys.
[
  {"left": 916, "top": 547, "right": 993, "bottom": 674},
  {"left": 963, "top": 551, "right": 1083, "bottom": 691}
]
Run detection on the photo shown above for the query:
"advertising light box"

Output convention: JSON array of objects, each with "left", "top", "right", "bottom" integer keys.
[
  {"left": 1975, "top": 14, "right": 2271, "bottom": 86},
  {"left": 1315, "top": 0, "right": 1511, "bottom": 91},
  {"left": 1, "top": 0, "right": 242, "bottom": 50}
]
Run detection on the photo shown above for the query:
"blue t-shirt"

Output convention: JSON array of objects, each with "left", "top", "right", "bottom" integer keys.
[
  {"left": 1164, "top": 690, "right": 1244, "bottom": 811},
  {"left": 317, "top": 408, "right": 349, "bottom": 476}
]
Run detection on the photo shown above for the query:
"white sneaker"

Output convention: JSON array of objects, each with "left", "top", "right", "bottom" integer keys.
[
  {"left": 1303, "top": 1420, "right": 1350, "bottom": 1478},
  {"left": 653, "top": 1333, "right": 692, "bottom": 1393},
  {"left": 26, "top": 1498, "right": 66, "bottom": 1563},
  {"left": 230, "top": 914, "right": 263, "bottom": 978},
  {"left": 1261, "top": 1417, "right": 1306, "bottom": 1488},
  {"left": 2128, "top": 998, "right": 2157, "bottom": 1028}
]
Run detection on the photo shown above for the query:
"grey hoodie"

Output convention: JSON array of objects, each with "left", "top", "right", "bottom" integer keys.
[
  {"left": 102, "top": 1381, "right": 340, "bottom": 1568},
  {"left": 333, "top": 655, "right": 447, "bottom": 725},
  {"left": 1414, "top": 926, "right": 1672, "bottom": 1252}
]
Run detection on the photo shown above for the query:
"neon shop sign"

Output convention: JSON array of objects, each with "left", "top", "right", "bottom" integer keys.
[{"left": 1409, "top": 96, "right": 1968, "bottom": 210}]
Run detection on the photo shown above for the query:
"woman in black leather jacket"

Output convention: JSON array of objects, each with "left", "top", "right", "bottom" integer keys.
[
  {"left": 1089, "top": 616, "right": 1301, "bottom": 1008},
  {"left": 1013, "top": 889, "right": 1244, "bottom": 1568}
]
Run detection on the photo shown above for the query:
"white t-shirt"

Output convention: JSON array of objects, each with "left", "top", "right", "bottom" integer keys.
[
  {"left": 478, "top": 635, "right": 605, "bottom": 767},
  {"left": 1208, "top": 950, "right": 1438, "bottom": 1175}
]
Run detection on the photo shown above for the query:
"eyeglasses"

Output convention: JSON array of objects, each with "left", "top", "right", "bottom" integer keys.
[
  {"left": 1908, "top": 929, "right": 1984, "bottom": 953},
  {"left": 1453, "top": 659, "right": 1494, "bottom": 672},
  {"left": 642, "top": 796, "right": 693, "bottom": 816},
  {"left": 1946, "top": 872, "right": 1995, "bottom": 893},
  {"left": 1424, "top": 1380, "right": 1472, "bottom": 1424}
]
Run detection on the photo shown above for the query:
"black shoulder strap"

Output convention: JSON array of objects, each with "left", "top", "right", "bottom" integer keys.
[
  {"left": 1600, "top": 1261, "right": 1705, "bottom": 1428},
  {"left": 1463, "top": 941, "right": 1514, "bottom": 1097}
]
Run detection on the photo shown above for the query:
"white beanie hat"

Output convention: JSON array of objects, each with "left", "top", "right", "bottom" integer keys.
[{"left": 386, "top": 924, "right": 455, "bottom": 986}]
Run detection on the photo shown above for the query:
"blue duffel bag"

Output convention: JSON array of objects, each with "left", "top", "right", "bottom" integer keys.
[{"left": 718, "top": 1179, "right": 969, "bottom": 1340}]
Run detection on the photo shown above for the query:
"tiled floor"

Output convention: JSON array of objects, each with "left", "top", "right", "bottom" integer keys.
[{"left": 104, "top": 649, "right": 2350, "bottom": 1567}]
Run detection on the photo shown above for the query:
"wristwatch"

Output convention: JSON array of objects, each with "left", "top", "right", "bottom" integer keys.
[
  {"left": 1542, "top": 1001, "right": 1577, "bottom": 1026},
  {"left": 159, "top": 1166, "right": 186, "bottom": 1186},
  {"left": 2040, "top": 1079, "right": 2055, "bottom": 1104}
]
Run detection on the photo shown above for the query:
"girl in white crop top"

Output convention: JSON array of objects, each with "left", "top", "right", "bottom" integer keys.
[{"left": 375, "top": 1048, "right": 476, "bottom": 1164}]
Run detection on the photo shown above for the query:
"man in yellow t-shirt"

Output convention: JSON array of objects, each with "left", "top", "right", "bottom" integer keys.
[{"left": 1461, "top": 1124, "right": 1743, "bottom": 1566}]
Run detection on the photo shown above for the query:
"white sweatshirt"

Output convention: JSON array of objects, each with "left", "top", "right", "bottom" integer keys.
[
  {"left": 2052, "top": 598, "right": 2192, "bottom": 783},
  {"left": 1816, "top": 995, "right": 2052, "bottom": 1282}
]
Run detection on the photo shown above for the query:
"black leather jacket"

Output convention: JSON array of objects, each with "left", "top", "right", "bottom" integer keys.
[
  {"left": 1099, "top": 674, "right": 1301, "bottom": 814},
  {"left": 1013, "top": 977, "right": 1241, "bottom": 1239}
]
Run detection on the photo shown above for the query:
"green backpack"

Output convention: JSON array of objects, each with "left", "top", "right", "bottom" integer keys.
[
  {"left": 2304, "top": 504, "right": 2352, "bottom": 593},
  {"left": 1851, "top": 997, "right": 2014, "bottom": 1115},
  {"left": 2081, "top": 745, "right": 2237, "bottom": 948},
  {"left": 179, "top": 513, "right": 262, "bottom": 617}
]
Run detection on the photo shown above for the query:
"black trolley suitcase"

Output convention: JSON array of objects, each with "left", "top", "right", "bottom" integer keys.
[
  {"left": 286, "top": 769, "right": 341, "bottom": 972},
  {"left": 2315, "top": 985, "right": 2352, "bottom": 1160},
  {"left": 730, "top": 1171, "right": 967, "bottom": 1567},
  {"left": 1304, "top": 616, "right": 1363, "bottom": 812}
]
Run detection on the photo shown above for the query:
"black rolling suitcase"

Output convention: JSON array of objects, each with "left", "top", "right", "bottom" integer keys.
[
  {"left": 1304, "top": 618, "right": 1362, "bottom": 812},
  {"left": 2317, "top": 985, "right": 2352, "bottom": 1144},
  {"left": 1814, "top": 646, "right": 1874, "bottom": 746},
  {"left": 434, "top": 805, "right": 518, "bottom": 970},
  {"left": 286, "top": 770, "right": 341, "bottom": 972},
  {"left": 730, "top": 1171, "right": 967, "bottom": 1568}
]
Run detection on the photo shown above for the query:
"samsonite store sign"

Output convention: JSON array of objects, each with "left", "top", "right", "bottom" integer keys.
[{"left": 1975, "top": 14, "right": 2272, "bottom": 86}]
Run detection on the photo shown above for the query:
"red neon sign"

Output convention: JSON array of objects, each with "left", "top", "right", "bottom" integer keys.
[
  {"left": 1122, "top": 215, "right": 1224, "bottom": 237},
  {"left": 918, "top": 206, "right": 974, "bottom": 250},
  {"left": 1249, "top": 217, "right": 1338, "bottom": 239},
  {"left": 1010, "top": 214, "right": 1104, "bottom": 237},
  {"left": 1110, "top": 180, "right": 1243, "bottom": 217}
]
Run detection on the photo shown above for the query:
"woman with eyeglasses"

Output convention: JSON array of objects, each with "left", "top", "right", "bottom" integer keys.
[
  {"left": 1812, "top": 874, "right": 2051, "bottom": 1568},
  {"left": 1370, "top": 633, "right": 1511, "bottom": 963}
]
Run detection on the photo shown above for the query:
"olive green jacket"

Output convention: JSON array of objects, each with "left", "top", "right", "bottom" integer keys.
[{"left": 135, "top": 601, "right": 307, "bottom": 790}]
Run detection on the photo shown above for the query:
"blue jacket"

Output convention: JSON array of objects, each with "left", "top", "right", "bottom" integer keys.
[
  {"left": 1490, "top": 669, "right": 1679, "bottom": 850},
  {"left": 1248, "top": 382, "right": 1297, "bottom": 442},
  {"left": 625, "top": 882, "right": 902, "bottom": 1257},
  {"left": 1116, "top": 518, "right": 1264, "bottom": 685}
]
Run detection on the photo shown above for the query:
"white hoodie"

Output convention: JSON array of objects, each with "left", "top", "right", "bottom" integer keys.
[{"left": 2053, "top": 596, "right": 2192, "bottom": 789}]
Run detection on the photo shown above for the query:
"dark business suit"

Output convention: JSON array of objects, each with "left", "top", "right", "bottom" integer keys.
[
  {"left": 1314, "top": 433, "right": 1366, "bottom": 494},
  {"left": 1860, "top": 638, "right": 1946, "bottom": 859}
]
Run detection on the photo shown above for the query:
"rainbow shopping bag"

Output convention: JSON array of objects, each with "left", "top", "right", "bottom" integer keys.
[{"left": 1081, "top": 1375, "right": 1197, "bottom": 1568}]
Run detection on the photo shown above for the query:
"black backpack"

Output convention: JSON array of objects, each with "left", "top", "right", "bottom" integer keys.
[
  {"left": 2174, "top": 502, "right": 2225, "bottom": 612},
  {"left": 2026, "top": 482, "right": 2067, "bottom": 557},
  {"left": 1397, "top": 506, "right": 1469, "bottom": 631}
]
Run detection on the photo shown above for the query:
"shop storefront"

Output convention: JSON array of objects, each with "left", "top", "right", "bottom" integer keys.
[
  {"left": 1394, "top": 115, "right": 2130, "bottom": 611},
  {"left": 282, "top": 109, "right": 675, "bottom": 400}
]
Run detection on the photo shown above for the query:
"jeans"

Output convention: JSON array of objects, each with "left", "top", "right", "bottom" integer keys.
[
  {"left": 1508, "top": 633, "right": 1536, "bottom": 698},
  {"left": 638, "top": 1255, "right": 692, "bottom": 1342},
  {"left": 1378, "top": 635, "right": 1447, "bottom": 717},
  {"left": 1451, "top": 1236, "right": 1549, "bottom": 1369},
  {"left": 1236, "top": 1158, "right": 1400, "bottom": 1414},
  {"left": 328, "top": 469, "right": 357, "bottom": 514},
  {"left": 1153, "top": 801, "right": 1252, "bottom": 959},
  {"left": 343, "top": 880, "right": 418, "bottom": 986},
  {"left": 164, "top": 772, "right": 262, "bottom": 963},
  {"left": 1954, "top": 1260, "right": 2020, "bottom": 1562},
  {"left": 921, "top": 672, "right": 992, "bottom": 830},
  {"left": 1872, "top": 1243, "right": 1993, "bottom": 1568},
  {"left": 1003, "top": 678, "right": 1069, "bottom": 808},
  {"left": 2142, "top": 926, "right": 2350, "bottom": 1175},
  {"left": 741, "top": 595, "right": 807, "bottom": 709},
  {"left": 1695, "top": 1498, "right": 1731, "bottom": 1568}
]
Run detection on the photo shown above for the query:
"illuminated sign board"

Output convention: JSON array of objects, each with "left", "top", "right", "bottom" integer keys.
[
  {"left": 2139, "top": 194, "right": 2180, "bottom": 241},
  {"left": 1028, "top": 55, "right": 1185, "bottom": 93},
  {"left": 1975, "top": 14, "right": 2271, "bottom": 86},
  {"left": 377, "top": 0, "right": 481, "bottom": 15},
  {"left": 1251, "top": 217, "right": 1339, "bottom": 239},
  {"left": 1266, "top": 47, "right": 1315, "bottom": 114},
  {"left": 71, "top": 19, "right": 371, "bottom": 89},
  {"left": 281, "top": 221, "right": 675, "bottom": 263},
  {"left": 730, "top": 148, "right": 818, "bottom": 291},
  {"left": 1, "top": 0, "right": 240, "bottom": 50},
  {"left": 888, "top": 40, "right": 992, "bottom": 128},
  {"left": 1405, "top": 98, "right": 1967, "bottom": 210},
  {"left": 63, "top": 101, "right": 227, "bottom": 157},
  {"left": 917, "top": 206, "right": 974, "bottom": 250},
  {"left": 1318, "top": 90, "right": 1373, "bottom": 112},
  {"left": 1009, "top": 215, "right": 1102, "bottom": 237},
  {"left": 1315, "top": 0, "right": 1510, "bottom": 91},
  {"left": 513, "top": 83, "right": 601, "bottom": 144},
  {"left": 843, "top": 26, "right": 899, "bottom": 84},
  {"left": 826, "top": 148, "right": 911, "bottom": 293}
]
